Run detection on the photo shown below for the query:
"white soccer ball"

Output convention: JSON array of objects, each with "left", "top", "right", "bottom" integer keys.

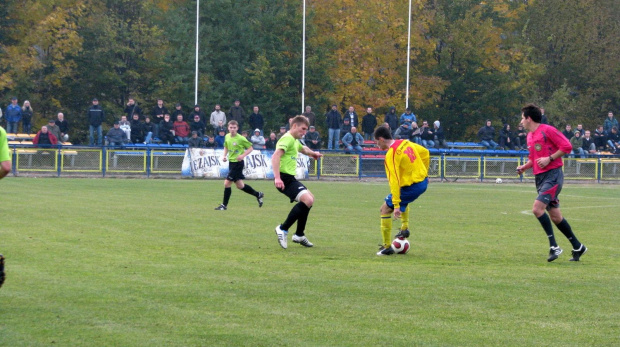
[
  {"left": 391, "top": 237, "right": 410, "bottom": 254},
  {"left": 495, "top": 178, "right": 503, "bottom": 184}
]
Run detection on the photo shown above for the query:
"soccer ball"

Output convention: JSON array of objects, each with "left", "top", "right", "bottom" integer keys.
[
  {"left": 391, "top": 237, "right": 410, "bottom": 254},
  {"left": 495, "top": 178, "right": 503, "bottom": 184}
]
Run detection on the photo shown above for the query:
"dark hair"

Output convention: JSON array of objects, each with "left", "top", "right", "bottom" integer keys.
[
  {"left": 521, "top": 104, "right": 542, "bottom": 123},
  {"left": 374, "top": 126, "right": 393, "bottom": 140}
]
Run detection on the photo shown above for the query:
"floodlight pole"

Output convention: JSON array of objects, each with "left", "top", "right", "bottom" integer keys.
[
  {"left": 405, "top": 0, "right": 412, "bottom": 110},
  {"left": 195, "top": 0, "right": 200, "bottom": 105},
  {"left": 301, "top": 0, "right": 306, "bottom": 114}
]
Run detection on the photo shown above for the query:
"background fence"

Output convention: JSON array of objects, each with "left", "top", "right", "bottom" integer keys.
[{"left": 8, "top": 145, "right": 620, "bottom": 182}]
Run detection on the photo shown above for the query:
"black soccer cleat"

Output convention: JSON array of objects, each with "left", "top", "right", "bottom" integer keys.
[
  {"left": 257, "top": 192, "right": 264, "bottom": 208},
  {"left": 547, "top": 246, "right": 563, "bottom": 262},
  {"left": 395, "top": 228, "right": 410, "bottom": 239},
  {"left": 570, "top": 244, "right": 588, "bottom": 261},
  {"left": 0, "top": 254, "right": 5, "bottom": 288},
  {"left": 214, "top": 204, "right": 227, "bottom": 211},
  {"left": 377, "top": 246, "right": 395, "bottom": 256}
]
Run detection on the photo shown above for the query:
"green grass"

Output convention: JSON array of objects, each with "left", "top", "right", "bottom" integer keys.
[{"left": 1, "top": 178, "right": 619, "bottom": 346}]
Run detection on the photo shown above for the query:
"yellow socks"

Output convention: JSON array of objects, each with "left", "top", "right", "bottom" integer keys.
[{"left": 381, "top": 214, "right": 392, "bottom": 248}]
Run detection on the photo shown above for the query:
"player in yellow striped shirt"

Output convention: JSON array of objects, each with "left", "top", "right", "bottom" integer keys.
[{"left": 374, "top": 126, "right": 429, "bottom": 256}]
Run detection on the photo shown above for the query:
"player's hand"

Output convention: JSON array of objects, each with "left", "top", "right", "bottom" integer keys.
[
  {"left": 222, "top": 157, "right": 227, "bottom": 162},
  {"left": 274, "top": 178, "right": 284, "bottom": 189},
  {"left": 237, "top": 154, "right": 245, "bottom": 161},
  {"left": 394, "top": 209, "right": 402, "bottom": 219},
  {"left": 311, "top": 152, "right": 323, "bottom": 160},
  {"left": 536, "top": 157, "right": 550, "bottom": 169},
  {"left": 516, "top": 166, "right": 524, "bottom": 175}
]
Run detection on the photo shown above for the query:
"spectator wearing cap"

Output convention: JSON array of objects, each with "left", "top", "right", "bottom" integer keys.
[
  {"left": 189, "top": 104, "right": 206, "bottom": 124},
  {"left": 106, "top": 121, "right": 126, "bottom": 147},
  {"left": 190, "top": 114, "right": 206, "bottom": 137},
  {"left": 171, "top": 103, "right": 185, "bottom": 120},
  {"left": 228, "top": 99, "right": 246, "bottom": 131},
  {"left": 210, "top": 104, "right": 227, "bottom": 136},
  {"left": 433, "top": 120, "right": 447, "bottom": 148},
  {"left": 276, "top": 126, "right": 287, "bottom": 140},
  {"left": 214, "top": 128, "right": 226, "bottom": 148},
  {"left": 400, "top": 108, "right": 416, "bottom": 126},
  {"left": 342, "top": 126, "right": 364, "bottom": 153},
  {"left": 188, "top": 131, "right": 205, "bottom": 148},
  {"left": 33, "top": 125, "right": 58, "bottom": 147},
  {"left": 326, "top": 104, "right": 342, "bottom": 150},
  {"left": 5, "top": 96, "right": 22, "bottom": 134},
  {"left": 46, "top": 119, "right": 62, "bottom": 142},
  {"left": 304, "top": 125, "right": 321, "bottom": 150},
  {"left": 250, "top": 128, "right": 265, "bottom": 150},
  {"left": 248, "top": 106, "right": 264, "bottom": 135},
  {"left": 88, "top": 98, "right": 105, "bottom": 146}
]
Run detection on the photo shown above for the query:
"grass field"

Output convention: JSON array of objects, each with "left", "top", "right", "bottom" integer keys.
[{"left": 1, "top": 178, "right": 619, "bottom": 346}]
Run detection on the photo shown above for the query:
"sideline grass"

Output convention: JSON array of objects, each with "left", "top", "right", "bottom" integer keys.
[{"left": 1, "top": 178, "right": 619, "bottom": 346}]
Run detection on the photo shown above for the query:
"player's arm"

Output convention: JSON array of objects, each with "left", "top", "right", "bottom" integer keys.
[
  {"left": 221, "top": 146, "right": 228, "bottom": 162},
  {"left": 516, "top": 159, "right": 533, "bottom": 175},
  {"left": 536, "top": 129, "right": 572, "bottom": 168},
  {"left": 271, "top": 148, "right": 285, "bottom": 189},
  {"left": 0, "top": 160, "right": 10, "bottom": 179},
  {"left": 300, "top": 146, "right": 322, "bottom": 160},
  {"left": 237, "top": 145, "right": 254, "bottom": 161}
]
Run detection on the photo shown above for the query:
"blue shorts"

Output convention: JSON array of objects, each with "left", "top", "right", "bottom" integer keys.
[
  {"left": 385, "top": 177, "right": 428, "bottom": 212},
  {"left": 535, "top": 167, "right": 563, "bottom": 210}
]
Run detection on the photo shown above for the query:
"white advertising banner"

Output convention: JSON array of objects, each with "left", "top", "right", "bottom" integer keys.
[{"left": 181, "top": 148, "right": 310, "bottom": 179}]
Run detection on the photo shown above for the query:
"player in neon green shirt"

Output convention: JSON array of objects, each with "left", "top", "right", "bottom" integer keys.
[
  {"left": 0, "top": 126, "right": 12, "bottom": 288},
  {"left": 214, "top": 120, "right": 264, "bottom": 210},
  {"left": 272, "top": 115, "right": 322, "bottom": 249}
]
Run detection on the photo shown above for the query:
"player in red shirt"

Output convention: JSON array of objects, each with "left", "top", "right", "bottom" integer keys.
[{"left": 516, "top": 104, "right": 587, "bottom": 262}]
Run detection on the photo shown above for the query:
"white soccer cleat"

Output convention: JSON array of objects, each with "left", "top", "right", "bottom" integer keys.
[
  {"left": 292, "top": 234, "right": 314, "bottom": 247},
  {"left": 275, "top": 225, "right": 288, "bottom": 249}
]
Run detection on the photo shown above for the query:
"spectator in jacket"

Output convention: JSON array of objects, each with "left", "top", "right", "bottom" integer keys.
[
  {"left": 32, "top": 126, "right": 58, "bottom": 147},
  {"left": 118, "top": 115, "right": 131, "bottom": 141},
  {"left": 46, "top": 119, "right": 62, "bottom": 143},
  {"left": 433, "top": 120, "right": 447, "bottom": 148},
  {"left": 158, "top": 114, "right": 174, "bottom": 145},
  {"left": 540, "top": 107, "right": 548, "bottom": 124},
  {"left": 343, "top": 106, "right": 359, "bottom": 128},
  {"left": 124, "top": 98, "right": 142, "bottom": 120},
  {"left": 214, "top": 129, "right": 226, "bottom": 148},
  {"left": 21, "top": 100, "right": 33, "bottom": 134},
  {"left": 88, "top": 98, "right": 105, "bottom": 146},
  {"left": 189, "top": 104, "right": 206, "bottom": 124},
  {"left": 55, "top": 112, "right": 69, "bottom": 142},
  {"left": 210, "top": 104, "right": 227, "bottom": 135},
  {"left": 399, "top": 108, "right": 416, "bottom": 126},
  {"left": 570, "top": 130, "right": 585, "bottom": 158},
  {"left": 410, "top": 122, "right": 422, "bottom": 144},
  {"left": 582, "top": 130, "right": 596, "bottom": 154},
  {"left": 562, "top": 124, "right": 573, "bottom": 140},
  {"left": 419, "top": 120, "right": 435, "bottom": 148},
  {"left": 130, "top": 114, "right": 144, "bottom": 144},
  {"left": 607, "top": 127, "right": 620, "bottom": 153},
  {"left": 188, "top": 131, "right": 205, "bottom": 148},
  {"left": 478, "top": 120, "right": 498, "bottom": 149},
  {"left": 304, "top": 125, "right": 321, "bottom": 150},
  {"left": 265, "top": 132, "right": 278, "bottom": 150},
  {"left": 248, "top": 106, "right": 264, "bottom": 135},
  {"left": 228, "top": 99, "right": 246, "bottom": 131},
  {"left": 204, "top": 135, "right": 217, "bottom": 148},
  {"left": 394, "top": 123, "right": 413, "bottom": 140},
  {"left": 604, "top": 112, "right": 618, "bottom": 135},
  {"left": 499, "top": 124, "right": 515, "bottom": 150},
  {"left": 190, "top": 114, "right": 206, "bottom": 137},
  {"left": 106, "top": 121, "right": 126, "bottom": 147},
  {"left": 250, "top": 128, "right": 266, "bottom": 150},
  {"left": 5, "top": 97, "right": 22, "bottom": 134},
  {"left": 214, "top": 120, "right": 227, "bottom": 137},
  {"left": 384, "top": 107, "right": 398, "bottom": 135},
  {"left": 143, "top": 116, "right": 155, "bottom": 144},
  {"left": 326, "top": 104, "right": 342, "bottom": 150},
  {"left": 575, "top": 124, "right": 585, "bottom": 137},
  {"left": 340, "top": 117, "right": 352, "bottom": 143},
  {"left": 173, "top": 114, "right": 190, "bottom": 144},
  {"left": 302, "top": 105, "right": 316, "bottom": 127},
  {"left": 593, "top": 125, "right": 607, "bottom": 151},
  {"left": 342, "top": 127, "right": 364, "bottom": 153},
  {"left": 171, "top": 103, "right": 185, "bottom": 121},
  {"left": 361, "top": 107, "right": 377, "bottom": 141},
  {"left": 516, "top": 124, "right": 527, "bottom": 150},
  {"left": 151, "top": 99, "right": 168, "bottom": 126}
]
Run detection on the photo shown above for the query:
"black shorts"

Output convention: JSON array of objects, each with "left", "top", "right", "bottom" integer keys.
[
  {"left": 277, "top": 173, "right": 307, "bottom": 203},
  {"left": 226, "top": 161, "right": 245, "bottom": 182},
  {"left": 535, "top": 167, "right": 563, "bottom": 210}
]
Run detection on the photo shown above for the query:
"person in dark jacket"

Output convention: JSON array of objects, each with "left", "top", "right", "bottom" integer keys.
[
  {"left": 151, "top": 99, "right": 168, "bottom": 137},
  {"left": 343, "top": 106, "right": 359, "bottom": 128},
  {"left": 433, "top": 120, "right": 446, "bottom": 148},
  {"left": 106, "top": 121, "right": 126, "bottom": 147},
  {"left": 478, "top": 120, "right": 498, "bottom": 149},
  {"left": 124, "top": 98, "right": 142, "bottom": 120},
  {"left": 248, "top": 106, "right": 265, "bottom": 135},
  {"left": 21, "top": 100, "right": 33, "bottom": 134},
  {"left": 326, "top": 104, "right": 341, "bottom": 150},
  {"left": 130, "top": 114, "right": 144, "bottom": 143},
  {"left": 499, "top": 124, "right": 515, "bottom": 150},
  {"left": 302, "top": 105, "right": 316, "bottom": 127},
  {"left": 55, "top": 112, "right": 69, "bottom": 142},
  {"left": 158, "top": 114, "right": 174, "bottom": 145},
  {"left": 188, "top": 131, "right": 205, "bottom": 148},
  {"left": 171, "top": 103, "right": 185, "bottom": 121},
  {"left": 189, "top": 114, "right": 206, "bottom": 137},
  {"left": 228, "top": 99, "right": 246, "bottom": 130},
  {"left": 515, "top": 124, "right": 527, "bottom": 150},
  {"left": 419, "top": 120, "right": 435, "bottom": 148},
  {"left": 88, "top": 98, "right": 105, "bottom": 146},
  {"left": 384, "top": 107, "right": 398, "bottom": 136},
  {"left": 265, "top": 132, "right": 278, "bottom": 150},
  {"left": 361, "top": 107, "right": 377, "bottom": 141},
  {"left": 304, "top": 126, "right": 321, "bottom": 150},
  {"left": 143, "top": 116, "right": 155, "bottom": 144},
  {"left": 189, "top": 105, "right": 206, "bottom": 124}
]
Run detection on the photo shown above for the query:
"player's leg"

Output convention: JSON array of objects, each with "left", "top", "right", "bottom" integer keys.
[
  {"left": 532, "top": 200, "right": 562, "bottom": 261},
  {"left": 548, "top": 207, "right": 587, "bottom": 261},
  {"left": 377, "top": 201, "right": 395, "bottom": 255},
  {"left": 236, "top": 179, "right": 264, "bottom": 207},
  {"left": 215, "top": 179, "right": 233, "bottom": 210},
  {"left": 291, "top": 191, "right": 314, "bottom": 247}
]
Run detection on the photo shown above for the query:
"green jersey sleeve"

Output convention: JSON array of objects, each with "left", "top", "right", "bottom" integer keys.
[{"left": 0, "top": 127, "right": 10, "bottom": 163}]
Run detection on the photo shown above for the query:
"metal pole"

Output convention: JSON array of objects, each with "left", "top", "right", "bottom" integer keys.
[
  {"left": 195, "top": 0, "right": 200, "bottom": 106},
  {"left": 405, "top": 0, "right": 412, "bottom": 110},
  {"left": 301, "top": 0, "right": 306, "bottom": 114}
]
